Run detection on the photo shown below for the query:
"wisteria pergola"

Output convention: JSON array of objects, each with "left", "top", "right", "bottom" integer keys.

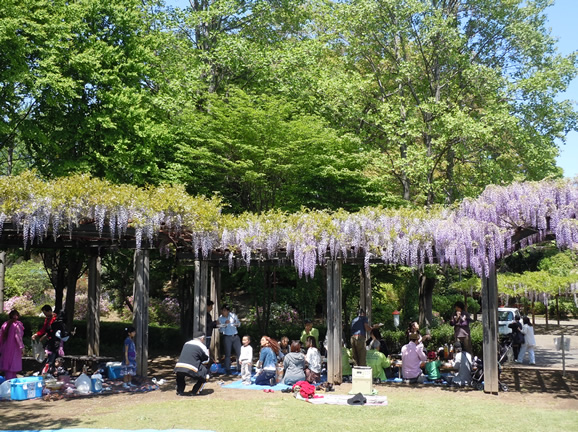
[{"left": 1, "top": 172, "right": 577, "bottom": 394}]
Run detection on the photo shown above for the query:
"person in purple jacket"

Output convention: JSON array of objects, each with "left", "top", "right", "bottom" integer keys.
[{"left": 450, "top": 301, "right": 472, "bottom": 354}]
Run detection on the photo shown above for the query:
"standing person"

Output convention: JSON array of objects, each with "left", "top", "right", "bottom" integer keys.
[
  {"left": 205, "top": 300, "right": 218, "bottom": 350},
  {"left": 254, "top": 336, "right": 279, "bottom": 386},
  {"left": 299, "top": 319, "right": 319, "bottom": 349},
  {"left": 238, "top": 335, "right": 253, "bottom": 385},
  {"left": 450, "top": 301, "right": 472, "bottom": 354},
  {"left": 218, "top": 305, "right": 241, "bottom": 375},
  {"left": 174, "top": 332, "right": 210, "bottom": 396},
  {"left": 32, "top": 305, "right": 64, "bottom": 372},
  {"left": 0, "top": 310, "right": 25, "bottom": 379},
  {"left": 350, "top": 308, "right": 373, "bottom": 367},
  {"left": 121, "top": 326, "right": 137, "bottom": 388},
  {"left": 517, "top": 317, "right": 536, "bottom": 365},
  {"left": 282, "top": 341, "right": 306, "bottom": 386},
  {"left": 304, "top": 336, "right": 322, "bottom": 384},
  {"left": 509, "top": 316, "right": 524, "bottom": 361},
  {"left": 401, "top": 332, "right": 427, "bottom": 383}
]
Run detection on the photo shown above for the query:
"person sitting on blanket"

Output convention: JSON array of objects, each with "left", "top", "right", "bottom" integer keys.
[
  {"left": 401, "top": 332, "right": 427, "bottom": 383},
  {"left": 304, "top": 336, "right": 322, "bottom": 384},
  {"left": 425, "top": 350, "right": 442, "bottom": 382},
  {"left": 366, "top": 339, "right": 391, "bottom": 383},
  {"left": 174, "top": 332, "right": 210, "bottom": 396},
  {"left": 278, "top": 336, "right": 290, "bottom": 360},
  {"left": 449, "top": 341, "right": 472, "bottom": 387},
  {"left": 283, "top": 340, "right": 306, "bottom": 386},
  {"left": 255, "top": 336, "right": 280, "bottom": 386}
]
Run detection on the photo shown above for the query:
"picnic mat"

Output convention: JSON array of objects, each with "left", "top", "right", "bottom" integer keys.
[
  {"left": 221, "top": 379, "right": 291, "bottom": 391},
  {"left": 299, "top": 394, "right": 388, "bottom": 406}
]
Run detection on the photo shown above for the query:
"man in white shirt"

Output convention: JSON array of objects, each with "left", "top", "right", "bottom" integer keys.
[{"left": 218, "top": 304, "right": 241, "bottom": 375}]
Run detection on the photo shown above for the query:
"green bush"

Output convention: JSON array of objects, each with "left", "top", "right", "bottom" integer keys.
[{"left": 548, "top": 299, "right": 578, "bottom": 319}]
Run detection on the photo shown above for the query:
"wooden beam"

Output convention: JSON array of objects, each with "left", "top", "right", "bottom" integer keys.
[
  {"left": 210, "top": 264, "right": 221, "bottom": 360},
  {"left": 326, "top": 259, "right": 343, "bottom": 385},
  {"left": 133, "top": 249, "right": 149, "bottom": 377},
  {"left": 193, "top": 260, "right": 209, "bottom": 335},
  {"left": 360, "top": 266, "right": 372, "bottom": 324},
  {"left": 87, "top": 252, "right": 101, "bottom": 356},
  {"left": 481, "top": 262, "right": 499, "bottom": 394}
]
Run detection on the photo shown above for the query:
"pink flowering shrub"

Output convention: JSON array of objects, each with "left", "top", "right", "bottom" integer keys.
[
  {"left": 3, "top": 295, "right": 38, "bottom": 315},
  {"left": 73, "top": 293, "right": 112, "bottom": 320},
  {"left": 150, "top": 297, "right": 180, "bottom": 326}
]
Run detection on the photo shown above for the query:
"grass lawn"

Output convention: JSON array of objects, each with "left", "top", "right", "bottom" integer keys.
[{"left": 6, "top": 384, "right": 574, "bottom": 432}]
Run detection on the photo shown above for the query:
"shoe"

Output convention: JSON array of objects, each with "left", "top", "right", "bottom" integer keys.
[
  {"left": 176, "top": 391, "right": 192, "bottom": 397},
  {"left": 529, "top": 362, "right": 536, "bottom": 365},
  {"left": 122, "top": 383, "right": 130, "bottom": 389}
]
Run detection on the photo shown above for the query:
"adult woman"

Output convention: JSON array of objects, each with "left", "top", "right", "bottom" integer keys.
[
  {"left": 255, "top": 336, "right": 280, "bottom": 386},
  {"left": 304, "top": 336, "right": 322, "bottom": 384},
  {"left": 282, "top": 341, "right": 306, "bottom": 386},
  {"left": 0, "top": 310, "right": 25, "bottom": 379}
]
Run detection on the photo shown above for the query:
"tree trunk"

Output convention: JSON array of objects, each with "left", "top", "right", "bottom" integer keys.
[{"left": 418, "top": 272, "right": 436, "bottom": 328}]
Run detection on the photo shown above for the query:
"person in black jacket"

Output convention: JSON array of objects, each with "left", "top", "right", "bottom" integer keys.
[
  {"left": 509, "top": 316, "right": 524, "bottom": 361},
  {"left": 174, "top": 332, "right": 210, "bottom": 396}
]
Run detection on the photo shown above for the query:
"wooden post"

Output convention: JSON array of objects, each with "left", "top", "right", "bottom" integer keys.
[
  {"left": 133, "top": 249, "right": 149, "bottom": 377},
  {"left": 193, "top": 260, "right": 209, "bottom": 335},
  {"left": 481, "top": 262, "right": 499, "bottom": 394},
  {"left": 210, "top": 264, "right": 221, "bottom": 360},
  {"left": 360, "top": 266, "right": 372, "bottom": 324},
  {"left": 326, "top": 259, "right": 343, "bottom": 385},
  {"left": 87, "top": 252, "right": 101, "bottom": 356}
]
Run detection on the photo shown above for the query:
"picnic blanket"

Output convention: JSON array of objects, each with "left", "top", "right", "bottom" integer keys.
[
  {"left": 220, "top": 379, "right": 291, "bottom": 391},
  {"left": 298, "top": 394, "right": 388, "bottom": 406}
]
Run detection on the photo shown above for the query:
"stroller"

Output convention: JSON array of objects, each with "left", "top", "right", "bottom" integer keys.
[{"left": 470, "top": 337, "right": 510, "bottom": 391}]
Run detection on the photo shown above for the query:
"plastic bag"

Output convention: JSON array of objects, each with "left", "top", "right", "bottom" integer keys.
[
  {"left": 0, "top": 380, "right": 11, "bottom": 400},
  {"left": 32, "top": 340, "right": 45, "bottom": 363},
  {"left": 75, "top": 373, "right": 91, "bottom": 394}
]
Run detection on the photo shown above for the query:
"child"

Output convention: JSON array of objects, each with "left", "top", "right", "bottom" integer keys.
[
  {"left": 239, "top": 335, "right": 253, "bottom": 385},
  {"left": 48, "top": 357, "right": 69, "bottom": 379},
  {"left": 425, "top": 350, "right": 442, "bottom": 382},
  {"left": 304, "top": 336, "right": 322, "bottom": 384},
  {"left": 121, "top": 326, "right": 137, "bottom": 388}
]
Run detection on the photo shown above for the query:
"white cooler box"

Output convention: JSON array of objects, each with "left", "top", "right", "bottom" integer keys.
[{"left": 351, "top": 366, "right": 373, "bottom": 394}]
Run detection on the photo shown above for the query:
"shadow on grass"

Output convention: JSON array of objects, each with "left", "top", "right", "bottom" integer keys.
[{"left": 2, "top": 400, "right": 83, "bottom": 430}]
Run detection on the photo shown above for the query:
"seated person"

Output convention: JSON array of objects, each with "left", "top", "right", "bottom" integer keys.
[
  {"left": 278, "top": 336, "right": 290, "bottom": 360},
  {"left": 450, "top": 341, "right": 472, "bottom": 387},
  {"left": 255, "top": 336, "right": 280, "bottom": 386},
  {"left": 366, "top": 328, "right": 389, "bottom": 356},
  {"left": 47, "top": 357, "right": 69, "bottom": 379},
  {"left": 304, "top": 336, "right": 322, "bottom": 384},
  {"left": 366, "top": 340, "right": 391, "bottom": 383},
  {"left": 424, "top": 350, "right": 442, "bottom": 382},
  {"left": 282, "top": 341, "right": 306, "bottom": 386},
  {"left": 342, "top": 344, "right": 353, "bottom": 381},
  {"left": 401, "top": 332, "right": 427, "bottom": 383}
]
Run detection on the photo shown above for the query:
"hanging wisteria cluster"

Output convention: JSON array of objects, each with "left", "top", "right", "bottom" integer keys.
[{"left": 1, "top": 172, "right": 578, "bottom": 279}]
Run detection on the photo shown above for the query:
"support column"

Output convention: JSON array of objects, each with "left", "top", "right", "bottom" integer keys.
[
  {"left": 87, "top": 252, "right": 101, "bottom": 356},
  {"left": 326, "top": 259, "right": 343, "bottom": 385},
  {"left": 360, "top": 266, "right": 372, "bottom": 324},
  {"left": 481, "top": 262, "right": 499, "bottom": 394},
  {"left": 193, "top": 260, "right": 209, "bottom": 335},
  {"left": 210, "top": 264, "right": 221, "bottom": 360},
  {"left": 133, "top": 250, "right": 149, "bottom": 377}
]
